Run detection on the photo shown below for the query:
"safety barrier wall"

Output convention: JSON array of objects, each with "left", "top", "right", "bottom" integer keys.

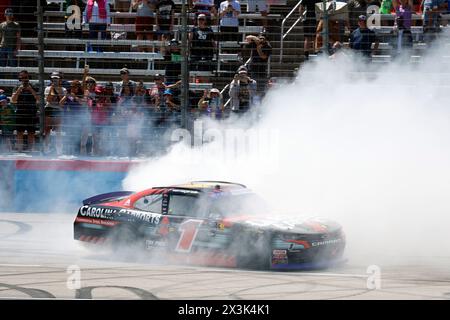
[{"left": 0, "top": 158, "right": 137, "bottom": 213}]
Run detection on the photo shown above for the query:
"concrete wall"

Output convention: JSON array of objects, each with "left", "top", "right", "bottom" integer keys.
[{"left": 0, "top": 158, "right": 137, "bottom": 213}]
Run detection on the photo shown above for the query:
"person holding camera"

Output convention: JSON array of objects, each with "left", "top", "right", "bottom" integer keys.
[
  {"left": 229, "top": 65, "right": 257, "bottom": 113},
  {"left": 11, "top": 70, "right": 39, "bottom": 152},
  {"left": 44, "top": 72, "right": 67, "bottom": 154},
  {"left": 219, "top": 0, "right": 241, "bottom": 42},
  {"left": 245, "top": 34, "right": 272, "bottom": 95}
]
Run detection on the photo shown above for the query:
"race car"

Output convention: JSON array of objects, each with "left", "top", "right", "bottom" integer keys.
[{"left": 73, "top": 181, "right": 346, "bottom": 270}]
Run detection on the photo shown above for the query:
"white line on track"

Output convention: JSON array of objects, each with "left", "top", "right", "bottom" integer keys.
[{"left": 0, "top": 264, "right": 42, "bottom": 267}]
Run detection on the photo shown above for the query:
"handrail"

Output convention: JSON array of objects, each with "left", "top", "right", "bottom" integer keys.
[{"left": 280, "top": 0, "right": 305, "bottom": 63}]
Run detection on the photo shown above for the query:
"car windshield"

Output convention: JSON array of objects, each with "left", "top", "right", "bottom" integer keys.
[{"left": 206, "top": 192, "right": 270, "bottom": 217}]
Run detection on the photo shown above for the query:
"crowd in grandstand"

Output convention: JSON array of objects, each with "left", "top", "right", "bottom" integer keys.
[{"left": 0, "top": 0, "right": 449, "bottom": 156}]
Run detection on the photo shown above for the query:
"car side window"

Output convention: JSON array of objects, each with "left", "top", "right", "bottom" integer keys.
[
  {"left": 168, "top": 194, "right": 199, "bottom": 217},
  {"left": 134, "top": 194, "right": 163, "bottom": 213}
]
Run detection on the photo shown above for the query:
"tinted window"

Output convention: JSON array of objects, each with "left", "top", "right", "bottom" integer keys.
[
  {"left": 207, "top": 193, "right": 269, "bottom": 217},
  {"left": 134, "top": 194, "right": 163, "bottom": 213},
  {"left": 168, "top": 194, "right": 199, "bottom": 217}
]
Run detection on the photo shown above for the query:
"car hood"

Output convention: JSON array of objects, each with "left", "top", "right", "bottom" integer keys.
[{"left": 222, "top": 214, "right": 343, "bottom": 234}]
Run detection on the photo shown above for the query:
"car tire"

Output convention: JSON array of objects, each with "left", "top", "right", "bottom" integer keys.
[{"left": 233, "top": 230, "right": 272, "bottom": 270}]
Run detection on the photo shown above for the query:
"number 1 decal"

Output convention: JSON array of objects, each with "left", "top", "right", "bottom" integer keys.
[{"left": 175, "top": 219, "right": 203, "bottom": 253}]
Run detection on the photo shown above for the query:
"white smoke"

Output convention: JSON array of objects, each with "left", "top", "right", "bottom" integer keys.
[{"left": 123, "top": 33, "right": 450, "bottom": 267}]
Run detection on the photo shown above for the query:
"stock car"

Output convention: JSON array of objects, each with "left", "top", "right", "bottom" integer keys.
[{"left": 73, "top": 181, "right": 346, "bottom": 270}]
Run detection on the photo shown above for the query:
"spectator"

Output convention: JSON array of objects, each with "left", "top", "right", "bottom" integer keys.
[
  {"left": 82, "top": 75, "right": 98, "bottom": 155},
  {"left": 197, "top": 88, "right": 224, "bottom": 119},
  {"left": 148, "top": 73, "right": 166, "bottom": 109},
  {"left": 0, "top": 8, "right": 20, "bottom": 67},
  {"left": 380, "top": 0, "right": 394, "bottom": 13},
  {"left": 162, "top": 89, "right": 180, "bottom": 112},
  {"left": 164, "top": 39, "right": 182, "bottom": 84},
  {"left": 299, "top": 0, "right": 317, "bottom": 60},
  {"left": 116, "top": 67, "right": 136, "bottom": 104},
  {"left": 0, "top": 94, "right": 15, "bottom": 152},
  {"left": 191, "top": 0, "right": 218, "bottom": 25},
  {"left": 219, "top": 0, "right": 241, "bottom": 43},
  {"left": 132, "top": 0, "right": 157, "bottom": 52},
  {"left": 156, "top": 0, "right": 175, "bottom": 44},
  {"left": 348, "top": 0, "right": 368, "bottom": 32},
  {"left": 394, "top": 0, "right": 413, "bottom": 54},
  {"left": 246, "top": 0, "right": 268, "bottom": 30},
  {"left": 44, "top": 72, "right": 67, "bottom": 155},
  {"left": 90, "top": 85, "right": 115, "bottom": 156},
  {"left": 189, "top": 14, "right": 217, "bottom": 72},
  {"left": 423, "top": 0, "right": 446, "bottom": 31},
  {"left": 11, "top": 70, "right": 39, "bottom": 152},
  {"left": 349, "top": 15, "right": 379, "bottom": 59},
  {"left": 83, "top": 0, "right": 111, "bottom": 52},
  {"left": 245, "top": 33, "right": 272, "bottom": 94},
  {"left": 229, "top": 65, "right": 257, "bottom": 113},
  {"left": 60, "top": 79, "right": 88, "bottom": 155}
]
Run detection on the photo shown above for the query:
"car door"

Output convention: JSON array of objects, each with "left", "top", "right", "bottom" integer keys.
[{"left": 164, "top": 191, "right": 218, "bottom": 253}]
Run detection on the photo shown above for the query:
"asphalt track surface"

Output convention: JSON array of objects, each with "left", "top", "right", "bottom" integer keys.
[{"left": 1, "top": 213, "right": 450, "bottom": 299}]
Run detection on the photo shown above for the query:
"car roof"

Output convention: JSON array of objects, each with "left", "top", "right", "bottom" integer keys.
[{"left": 170, "top": 181, "right": 247, "bottom": 192}]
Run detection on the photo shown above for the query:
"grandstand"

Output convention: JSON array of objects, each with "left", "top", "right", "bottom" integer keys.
[{"left": 0, "top": 0, "right": 449, "bottom": 157}]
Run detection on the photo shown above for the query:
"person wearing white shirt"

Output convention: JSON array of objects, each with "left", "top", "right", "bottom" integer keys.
[{"left": 219, "top": 0, "right": 240, "bottom": 42}]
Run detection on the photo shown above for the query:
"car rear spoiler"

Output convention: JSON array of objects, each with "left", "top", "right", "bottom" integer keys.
[{"left": 82, "top": 191, "right": 135, "bottom": 205}]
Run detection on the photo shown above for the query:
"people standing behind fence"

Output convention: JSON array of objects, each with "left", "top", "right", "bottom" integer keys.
[
  {"left": 60, "top": 79, "right": 88, "bottom": 155},
  {"left": 299, "top": 0, "right": 318, "bottom": 60},
  {"left": 349, "top": 15, "right": 379, "bottom": 59},
  {"left": 189, "top": 14, "right": 217, "bottom": 72},
  {"left": 83, "top": 0, "right": 111, "bottom": 52},
  {"left": 132, "top": 0, "right": 157, "bottom": 52},
  {"left": 11, "top": 70, "right": 39, "bottom": 153},
  {"left": 116, "top": 67, "right": 136, "bottom": 103},
  {"left": 44, "top": 72, "right": 67, "bottom": 155},
  {"left": 245, "top": 34, "right": 272, "bottom": 95},
  {"left": 156, "top": 0, "right": 175, "bottom": 46},
  {"left": 82, "top": 75, "right": 97, "bottom": 155},
  {"left": 394, "top": 0, "right": 413, "bottom": 54},
  {"left": 197, "top": 88, "right": 224, "bottom": 119},
  {"left": 229, "top": 65, "right": 257, "bottom": 114},
  {"left": 219, "top": 0, "right": 241, "bottom": 43},
  {"left": 0, "top": 94, "right": 15, "bottom": 152},
  {"left": 0, "top": 8, "right": 20, "bottom": 67}
]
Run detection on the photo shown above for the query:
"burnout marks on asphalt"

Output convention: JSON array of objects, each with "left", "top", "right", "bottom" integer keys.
[{"left": 0, "top": 220, "right": 32, "bottom": 239}]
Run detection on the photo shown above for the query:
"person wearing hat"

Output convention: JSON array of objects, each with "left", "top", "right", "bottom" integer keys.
[
  {"left": 229, "top": 65, "right": 257, "bottom": 113},
  {"left": 189, "top": 14, "right": 216, "bottom": 73},
  {"left": 0, "top": 93, "right": 15, "bottom": 152},
  {"left": 197, "top": 88, "right": 224, "bottom": 119},
  {"left": 43, "top": 71, "right": 68, "bottom": 154},
  {"left": 0, "top": 8, "right": 21, "bottom": 67},
  {"left": 117, "top": 67, "right": 136, "bottom": 102},
  {"left": 162, "top": 89, "right": 180, "bottom": 112},
  {"left": 349, "top": 15, "right": 379, "bottom": 59}
]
